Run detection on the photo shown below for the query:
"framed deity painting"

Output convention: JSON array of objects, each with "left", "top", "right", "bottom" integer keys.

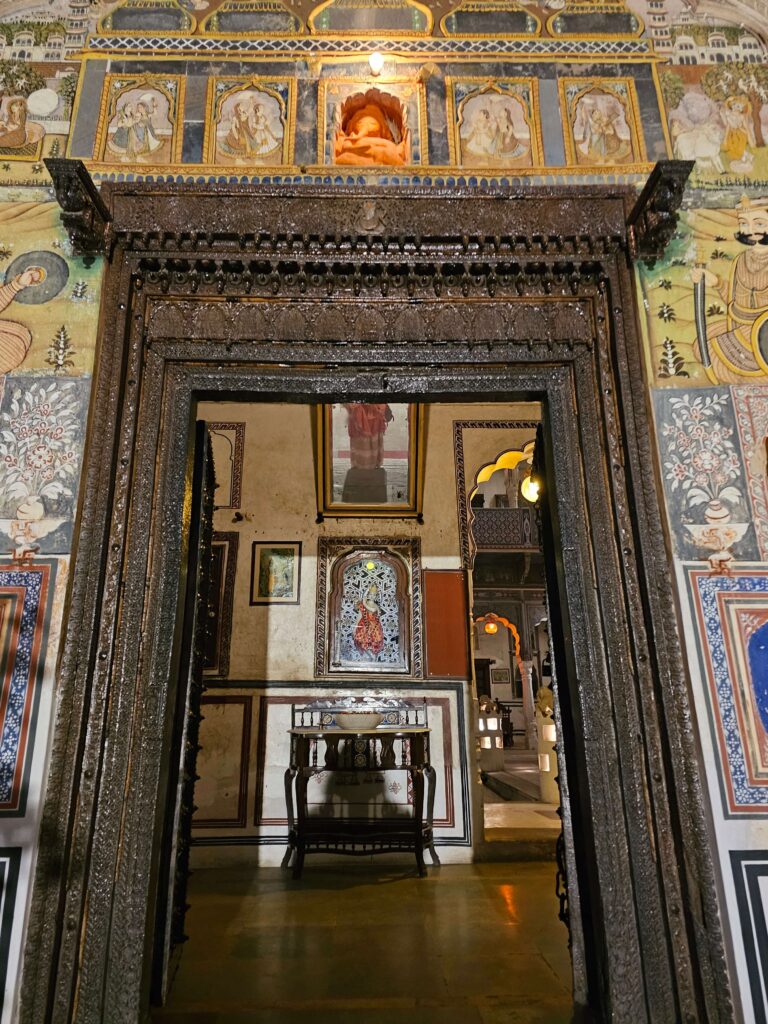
[
  {"left": 250, "top": 541, "right": 301, "bottom": 605},
  {"left": 491, "top": 667, "right": 511, "bottom": 685},
  {"left": 316, "top": 538, "right": 423, "bottom": 677},
  {"left": 316, "top": 402, "right": 424, "bottom": 518}
]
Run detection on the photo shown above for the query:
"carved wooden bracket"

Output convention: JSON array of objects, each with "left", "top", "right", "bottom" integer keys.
[
  {"left": 44, "top": 158, "right": 112, "bottom": 259},
  {"left": 627, "top": 159, "right": 693, "bottom": 267}
]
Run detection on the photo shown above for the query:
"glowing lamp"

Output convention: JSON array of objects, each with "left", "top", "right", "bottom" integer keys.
[
  {"left": 520, "top": 473, "right": 540, "bottom": 504},
  {"left": 484, "top": 620, "right": 498, "bottom": 635},
  {"left": 369, "top": 51, "right": 385, "bottom": 76},
  {"left": 543, "top": 722, "right": 557, "bottom": 743},
  {"left": 366, "top": 560, "right": 376, "bottom": 570}
]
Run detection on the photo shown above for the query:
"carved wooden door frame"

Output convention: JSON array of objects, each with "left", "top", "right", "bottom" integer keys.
[{"left": 20, "top": 160, "right": 734, "bottom": 1023}]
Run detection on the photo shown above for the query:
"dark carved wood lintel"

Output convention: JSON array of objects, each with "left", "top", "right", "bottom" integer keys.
[{"left": 46, "top": 159, "right": 689, "bottom": 268}]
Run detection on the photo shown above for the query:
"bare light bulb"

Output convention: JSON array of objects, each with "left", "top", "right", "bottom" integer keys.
[
  {"left": 369, "top": 51, "right": 385, "bottom": 76},
  {"left": 520, "top": 473, "right": 540, "bottom": 504}
]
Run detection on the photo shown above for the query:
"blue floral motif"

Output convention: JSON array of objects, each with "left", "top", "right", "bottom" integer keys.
[{"left": 0, "top": 568, "right": 47, "bottom": 813}]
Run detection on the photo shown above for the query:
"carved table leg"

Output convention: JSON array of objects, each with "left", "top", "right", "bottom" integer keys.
[
  {"left": 281, "top": 767, "right": 297, "bottom": 869},
  {"left": 425, "top": 764, "right": 441, "bottom": 866},
  {"left": 412, "top": 767, "right": 426, "bottom": 877}
]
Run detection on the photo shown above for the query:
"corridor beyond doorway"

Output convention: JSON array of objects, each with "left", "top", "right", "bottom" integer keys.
[{"left": 154, "top": 862, "right": 572, "bottom": 1024}]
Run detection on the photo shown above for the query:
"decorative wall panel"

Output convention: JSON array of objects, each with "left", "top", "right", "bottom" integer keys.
[
  {"left": 193, "top": 696, "right": 252, "bottom": 828},
  {"left": 0, "top": 560, "right": 56, "bottom": 817},
  {"left": 687, "top": 566, "right": 768, "bottom": 817}
]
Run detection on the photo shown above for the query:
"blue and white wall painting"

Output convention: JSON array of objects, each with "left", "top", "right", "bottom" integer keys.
[{"left": 0, "top": 0, "right": 767, "bottom": 1020}]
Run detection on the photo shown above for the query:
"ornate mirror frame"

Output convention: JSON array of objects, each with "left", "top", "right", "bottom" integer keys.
[{"left": 20, "top": 160, "right": 734, "bottom": 1023}]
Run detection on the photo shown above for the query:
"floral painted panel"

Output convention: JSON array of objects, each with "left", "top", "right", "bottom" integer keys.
[
  {"left": 653, "top": 388, "right": 759, "bottom": 563},
  {"left": 687, "top": 567, "right": 768, "bottom": 816},
  {"left": 0, "top": 376, "right": 90, "bottom": 555}
]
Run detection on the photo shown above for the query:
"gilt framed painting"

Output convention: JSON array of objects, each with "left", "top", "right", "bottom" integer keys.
[{"left": 316, "top": 402, "right": 424, "bottom": 517}]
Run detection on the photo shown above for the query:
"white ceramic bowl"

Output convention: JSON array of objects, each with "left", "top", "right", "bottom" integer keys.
[{"left": 335, "top": 711, "right": 384, "bottom": 731}]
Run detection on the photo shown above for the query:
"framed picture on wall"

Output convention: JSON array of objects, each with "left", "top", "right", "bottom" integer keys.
[
  {"left": 250, "top": 541, "right": 301, "bottom": 605},
  {"left": 491, "top": 667, "right": 511, "bottom": 685},
  {"left": 316, "top": 537, "right": 423, "bottom": 677},
  {"left": 315, "top": 403, "right": 425, "bottom": 518}
]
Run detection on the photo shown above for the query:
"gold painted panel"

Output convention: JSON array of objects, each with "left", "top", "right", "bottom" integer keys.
[
  {"left": 91, "top": 74, "right": 185, "bottom": 166},
  {"left": 558, "top": 76, "right": 646, "bottom": 169},
  {"left": 446, "top": 77, "right": 543, "bottom": 169},
  {"left": 203, "top": 76, "right": 296, "bottom": 167}
]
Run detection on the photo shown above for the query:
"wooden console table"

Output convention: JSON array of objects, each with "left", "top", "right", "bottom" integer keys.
[{"left": 283, "top": 701, "right": 440, "bottom": 879}]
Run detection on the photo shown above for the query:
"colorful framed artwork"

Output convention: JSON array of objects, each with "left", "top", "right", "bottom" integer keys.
[
  {"left": 318, "top": 80, "right": 427, "bottom": 167},
  {"left": 491, "top": 667, "right": 511, "bottom": 685},
  {"left": 203, "top": 76, "right": 295, "bottom": 167},
  {"left": 686, "top": 566, "right": 768, "bottom": 816},
  {"left": 315, "top": 403, "right": 424, "bottom": 518},
  {"left": 92, "top": 74, "right": 184, "bottom": 165},
  {"left": 558, "top": 77, "right": 646, "bottom": 168},
  {"left": 250, "top": 541, "right": 301, "bottom": 605},
  {"left": 315, "top": 537, "right": 423, "bottom": 677},
  {"left": 447, "top": 78, "right": 543, "bottom": 169}
]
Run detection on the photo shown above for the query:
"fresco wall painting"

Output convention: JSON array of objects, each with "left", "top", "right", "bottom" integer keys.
[
  {"left": 0, "top": 0, "right": 768, "bottom": 1017},
  {"left": 92, "top": 75, "right": 184, "bottom": 166},
  {"left": 204, "top": 77, "right": 295, "bottom": 167},
  {"left": 447, "top": 78, "right": 542, "bottom": 169},
  {"left": 559, "top": 76, "right": 646, "bottom": 169}
]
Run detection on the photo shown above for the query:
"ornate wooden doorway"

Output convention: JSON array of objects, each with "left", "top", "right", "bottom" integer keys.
[{"left": 20, "top": 160, "right": 733, "bottom": 1024}]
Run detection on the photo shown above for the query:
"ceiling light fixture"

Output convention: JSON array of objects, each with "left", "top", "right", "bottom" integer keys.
[{"left": 369, "top": 51, "right": 385, "bottom": 76}]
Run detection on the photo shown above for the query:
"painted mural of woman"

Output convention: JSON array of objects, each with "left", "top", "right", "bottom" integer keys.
[
  {"left": 0, "top": 99, "right": 29, "bottom": 149},
  {"left": 130, "top": 98, "right": 163, "bottom": 158},
  {"left": 354, "top": 583, "right": 385, "bottom": 656}
]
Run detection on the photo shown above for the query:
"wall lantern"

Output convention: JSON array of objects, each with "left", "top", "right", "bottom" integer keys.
[
  {"left": 369, "top": 51, "right": 385, "bottom": 76},
  {"left": 520, "top": 472, "right": 540, "bottom": 504}
]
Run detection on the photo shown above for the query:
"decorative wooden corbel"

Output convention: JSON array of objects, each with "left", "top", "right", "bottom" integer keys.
[
  {"left": 44, "top": 158, "right": 112, "bottom": 261},
  {"left": 627, "top": 159, "right": 693, "bottom": 267}
]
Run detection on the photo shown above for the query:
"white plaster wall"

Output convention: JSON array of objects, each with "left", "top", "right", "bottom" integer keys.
[{"left": 198, "top": 400, "right": 541, "bottom": 681}]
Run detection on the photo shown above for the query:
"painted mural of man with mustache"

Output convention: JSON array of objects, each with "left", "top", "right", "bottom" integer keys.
[{"left": 692, "top": 195, "right": 768, "bottom": 383}]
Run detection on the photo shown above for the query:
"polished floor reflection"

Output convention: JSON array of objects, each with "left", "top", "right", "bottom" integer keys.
[{"left": 154, "top": 861, "right": 572, "bottom": 1024}]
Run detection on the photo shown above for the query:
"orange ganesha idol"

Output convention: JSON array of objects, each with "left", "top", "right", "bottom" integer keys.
[{"left": 333, "top": 88, "right": 409, "bottom": 167}]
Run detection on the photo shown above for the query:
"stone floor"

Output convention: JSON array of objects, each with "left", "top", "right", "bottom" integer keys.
[{"left": 154, "top": 861, "right": 573, "bottom": 1024}]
